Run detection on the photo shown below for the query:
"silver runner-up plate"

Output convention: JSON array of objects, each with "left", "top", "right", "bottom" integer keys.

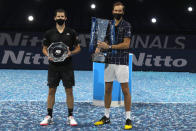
[{"left": 47, "top": 42, "right": 69, "bottom": 62}]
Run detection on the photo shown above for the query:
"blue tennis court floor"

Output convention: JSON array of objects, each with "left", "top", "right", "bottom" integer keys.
[{"left": 0, "top": 70, "right": 196, "bottom": 130}]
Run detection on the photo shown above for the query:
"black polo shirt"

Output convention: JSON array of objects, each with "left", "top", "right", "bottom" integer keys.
[{"left": 43, "top": 27, "right": 78, "bottom": 71}]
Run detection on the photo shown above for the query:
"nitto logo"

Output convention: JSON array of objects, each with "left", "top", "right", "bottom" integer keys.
[
  {"left": 0, "top": 50, "right": 188, "bottom": 68},
  {"left": 133, "top": 53, "right": 188, "bottom": 67},
  {"left": 1, "top": 50, "right": 49, "bottom": 65},
  {"left": 0, "top": 33, "right": 42, "bottom": 46}
]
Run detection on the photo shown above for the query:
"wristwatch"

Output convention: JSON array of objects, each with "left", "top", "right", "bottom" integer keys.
[{"left": 108, "top": 45, "right": 112, "bottom": 49}]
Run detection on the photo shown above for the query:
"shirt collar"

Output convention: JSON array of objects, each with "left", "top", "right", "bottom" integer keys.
[{"left": 115, "top": 18, "right": 124, "bottom": 27}]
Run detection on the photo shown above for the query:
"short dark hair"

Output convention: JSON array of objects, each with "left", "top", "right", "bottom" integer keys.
[
  {"left": 54, "top": 8, "right": 67, "bottom": 17},
  {"left": 113, "top": 1, "right": 125, "bottom": 11}
]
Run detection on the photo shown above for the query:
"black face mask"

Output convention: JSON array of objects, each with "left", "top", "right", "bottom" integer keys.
[
  {"left": 56, "top": 19, "right": 65, "bottom": 25},
  {"left": 113, "top": 13, "right": 123, "bottom": 20}
]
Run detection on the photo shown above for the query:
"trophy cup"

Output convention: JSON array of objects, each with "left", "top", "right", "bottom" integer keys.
[
  {"left": 89, "top": 17, "right": 110, "bottom": 63},
  {"left": 47, "top": 42, "right": 69, "bottom": 62}
]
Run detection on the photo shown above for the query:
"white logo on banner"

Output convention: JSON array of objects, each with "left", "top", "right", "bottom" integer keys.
[
  {"left": 0, "top": 50, "right": 188, "bottom": 68},
  {"left": 0, "top": 33, "right": 42, "bottom": 46},
  {"left": 130, "top": 35, "right": 186, "bottom": 49},
  {"left": 1, "top": 50, "right": 49, "bottom": 65},
  {"left": 0, "top": 32, "right": 188, "bottom": 49},
  {"left": 133, "top": 53, "right": 188, "bottom": 67},
  {"left": 0, "top": 33, "right": 90, "bottom": 47}
]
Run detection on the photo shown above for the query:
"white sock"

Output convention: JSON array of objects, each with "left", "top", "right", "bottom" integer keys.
[
  {"left": 104, "top": 108, "right": 110, "bottom": 118},
  {"left": 125, "top": 111, "right": 131, "bottom": 120}
]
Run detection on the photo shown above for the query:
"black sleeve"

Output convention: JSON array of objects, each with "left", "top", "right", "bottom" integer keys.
[
  {"left": 71, "top": 29, "right": 80, "bottom": 48},
  {"left": 42, "top": 31, "right": 50, "bottom": 47}
]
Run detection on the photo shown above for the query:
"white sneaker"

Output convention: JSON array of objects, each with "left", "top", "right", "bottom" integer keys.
[
  {"left": 40, "top": 115, "right": 53, "bottom": 126},
  {"left": 67, "top": 116, "right": 78, "bottom": 126}
]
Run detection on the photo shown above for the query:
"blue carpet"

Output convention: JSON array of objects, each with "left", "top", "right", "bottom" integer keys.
[
  {"left": 0, "top": 102, "right": 195, "bottom": 130},
  {"left": 0, "top": 70, "right": 196, "bottom": 130}
]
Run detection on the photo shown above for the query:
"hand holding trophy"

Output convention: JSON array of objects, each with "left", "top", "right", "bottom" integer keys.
[
  {"left": 47, "top": 42, "right": 69, "bottom": 62},
  {"left": 89, "top": 17, "right": 110, "bottom": 63}
]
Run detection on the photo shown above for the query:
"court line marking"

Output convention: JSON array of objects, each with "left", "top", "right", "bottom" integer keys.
[{"left": 0, "top": 100, "right": 196, "bottom": 104}]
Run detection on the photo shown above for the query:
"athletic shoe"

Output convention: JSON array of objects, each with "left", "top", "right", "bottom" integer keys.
[
  {"left": 40, "top": 115, "right": 53, "bottom": 126},
  {"left": 124, "top": 119, "right": 132, "bottom": 130},
  {"left": 67, "top": 116, "right": 78, "bottom": 126},
  {"left": 94, "top": 116, "right": 110, "bottom": 126}
]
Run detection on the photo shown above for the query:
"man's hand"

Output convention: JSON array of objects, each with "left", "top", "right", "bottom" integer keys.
[
  {"left": 48, "top": 56, "right": 54, "bottom": 61},
  {"left": 97, "top": 41, "right": 109, "bottom": 49},
  {"left": 67, "top": 47, "right": 72, "bottom": 57},
  {"left": 95, "top": 47, "right": 100, "bottom": 53}
]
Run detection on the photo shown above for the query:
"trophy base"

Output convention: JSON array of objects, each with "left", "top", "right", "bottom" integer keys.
[{"left": 92, "top": 53, "right": 106, "bottom": 63}]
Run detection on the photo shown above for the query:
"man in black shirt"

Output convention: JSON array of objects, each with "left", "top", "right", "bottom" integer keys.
[
  {"left": 94, "top": 2, "right": 132, "bottom": 130},
  {"left": 40, "top": 9, "right": 80, "bottom": 126}
]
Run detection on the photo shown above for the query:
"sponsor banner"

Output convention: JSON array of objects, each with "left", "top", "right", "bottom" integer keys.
[
  {"left": 0, "top": 47, "right": 92, "bottom": 70},
  {"left": 0, "top": 47, "right": 48, "bottom": 69},
  {"left": 1, "top": 32, "right": 196, "bottom": 49},
  {"left": 0, "top": 47, "right": 196, "bottom": 72},
  {"left": 0, "top": 32, "right": 90, "bottom": 48},
  {"left": 130, "top": 49, "right": 196, "bottom": 72},
  {"left": 0, "top": 32, "right": 43, "bottom": 47},
  {"left": 130, "top": 34, "right": 195, "bottom": 49}
]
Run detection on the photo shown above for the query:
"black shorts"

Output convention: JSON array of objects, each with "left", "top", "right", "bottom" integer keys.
[{"left": 47, "top": 69, "right": 75, "bottom": 88}]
